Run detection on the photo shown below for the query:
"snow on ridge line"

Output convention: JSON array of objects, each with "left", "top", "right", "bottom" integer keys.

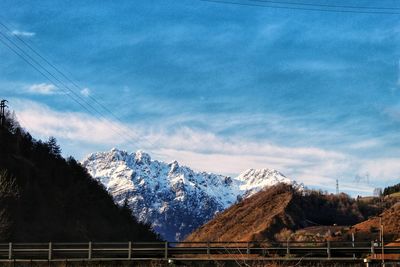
[
  {"left": 82, "top": 148, "right": 300, "bottom": 241},
  {"left": 83, "top": 148, "right": 302, "bottom": 202}
]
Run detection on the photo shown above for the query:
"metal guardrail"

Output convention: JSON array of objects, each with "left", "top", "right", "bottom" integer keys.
[{"left": 0, "top": 241, "right": 399, "bottom": 262}]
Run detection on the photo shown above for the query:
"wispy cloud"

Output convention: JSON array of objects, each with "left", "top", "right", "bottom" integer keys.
[
  {"left": 384, "top": 105, "right": 400, "bottom": 122},
  {"left": 348, "top": 139, "right": 381, "bottom": 150},
  {"left": 26, "top": 83, "right": 58, "bottom": 95},
  {"left": 11, "top": 99, "right": 397, "bottom": 195},
  {"left": 11, "top": 30, "right": 35, "bottom": 37},
  {"left": 13, "top": 99, "right": 135, "bottom": 144},
  {"left": 358, "top": 158, "right": 400, "bottom": 182},
  {"left": 281, "top": 60, "right": 350, "bottom": 72},
  {"left": 80, "top": 88, "right": 90, "bottom": 97}
]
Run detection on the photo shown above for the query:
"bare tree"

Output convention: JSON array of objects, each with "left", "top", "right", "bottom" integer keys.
[
  {"left": 373, "top": 188, "right": 382, "bottom": 198},
  {"left": 0, "top": 170, "right": 19, "bottom": 241}
]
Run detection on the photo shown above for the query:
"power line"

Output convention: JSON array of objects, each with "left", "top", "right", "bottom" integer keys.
[
  {"left": 200, "top": 0, "right": 400, "bottom": 14},
  {"left": 0, "top": 19, "right": 158, "bottom": 149},
  {"left": 249, "top": 0, "right": 400, "bottom": 11},
  {"left": 0, "top": 37, "right": 93, "bottom": 115},
  {"left": 0, "top": 32, "right": 109, "bottom": 119},
  {"left": 0, "top": 37, "right": 133, "bottom": 144},
  {"left": 0, "top": 31, "right": 137, "bottom": 147},
  {"left": 0, "top": 21, "right": 128, "bottom": 131},
  {"left": 0, "top": 21, "right": 158, "bottom": 150}
]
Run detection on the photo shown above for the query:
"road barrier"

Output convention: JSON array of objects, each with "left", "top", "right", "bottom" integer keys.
[{"left": 0, "top": 241, "right": 399, "bottom": 262}]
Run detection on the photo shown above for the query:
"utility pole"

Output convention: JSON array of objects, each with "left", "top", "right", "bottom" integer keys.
[
  {"left": 0, "top": 99, "right": 8, "bottom": 127},
  {"left": 336, "top": 179, "right": 339, "bottom": 195},
  {"left": 380, "top": 216, "right": 385, "bottom": 267}
]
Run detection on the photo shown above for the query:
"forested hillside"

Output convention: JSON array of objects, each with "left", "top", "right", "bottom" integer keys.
[
  {"left": 0, "top": 111, "right": 159, "bottom": 242},
  {"left": 383, "top": 183, "right": 400, "bottom": 196}
]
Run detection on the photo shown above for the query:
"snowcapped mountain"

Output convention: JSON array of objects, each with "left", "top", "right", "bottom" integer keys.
[
  {"left": 82, "top": 148, "right": 297, "bottom": 241},
  {"left": 237, "top": 168, "right": 293, "bottom": 198}
]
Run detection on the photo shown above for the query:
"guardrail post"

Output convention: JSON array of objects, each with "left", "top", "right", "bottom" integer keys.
[
  {"left": 327, "top": 240, "right": 331, "bottom": 259},
  {"left": 128, "top": 241, "right": 132, "bottom": 259},
  {"left": 88, "top": 242, "right": 92, "bottom": 260},
  {"left": 371, "top": 241, "right": 375, "bottom": 256},
  {"left": 164, "top": 242, "right": 168, "bottom": 259},
  {"left": 207, "top": 241, "right": 210, "bottom": 259},
  {"left": 352, "top": 232, "right": 355, "bottom": 259},
  {"left": 48, "top": 242, "right": 52, "bottom": 260},
  {"left": 286, "top": 240, "right": 290, "bottom": 256},
  {"left": 8, "top": 242, "right": 12, "bottom": 260},
  {"left": 247, "top": 242, "right": 250, "bottom": 254}
]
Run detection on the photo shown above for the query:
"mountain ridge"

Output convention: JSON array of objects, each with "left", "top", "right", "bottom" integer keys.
[
  {"left": 82, "top": 148, "right": 300, "bottom": 241},
  {"left": 184, "top": 184, "right": 369, "bottom": 243}
]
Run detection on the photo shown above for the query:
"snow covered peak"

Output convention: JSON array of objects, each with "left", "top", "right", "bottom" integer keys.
[
  {"left": 237, "top": 168, "right": 292, "bottom": 197},
  {"left": 238, "top": 168, "right": 289, "bottom": 184},
  {"left": 168, "top": 160, "right": 179, "bottom": 173},
  {"left": 82, "top": 149, "right": 297, "bottom": 241},
  {"left": 134, "top": 150, "right": 151, "bottom": 165}
]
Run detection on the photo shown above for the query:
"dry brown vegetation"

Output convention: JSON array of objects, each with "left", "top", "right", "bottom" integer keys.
[
  {"left": 185, "top": 184, "right": 399, "bottom": 244},
  {"left": 346, "top": 202, "right": 400, "bottom": 242},
  {"left": 185, "top": 184, "right": 297, "bottom": 242}
]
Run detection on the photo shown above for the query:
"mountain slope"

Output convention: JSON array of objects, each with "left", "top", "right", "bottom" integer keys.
[
  {"left": 83, "top": 149, "right": 238, "bottom": 241},
  {"left": 0, "top": 116, "right": 159, "bottom": 242},
  {"left": 82, "top": 149, "right": 297, "bottom": 241},
  {"left": 186, "top": 184, "right": 299, "bottom": 242},
  {"left": 348, "top": 202, "right": 400, "bottom": 241},
  {"left": 185, "top": 184, "right": 366, "bottom": 243}
]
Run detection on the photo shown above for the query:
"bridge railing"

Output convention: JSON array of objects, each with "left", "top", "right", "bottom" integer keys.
[{"left": 0, "top": 241, "right": 399, "bottom": 261}]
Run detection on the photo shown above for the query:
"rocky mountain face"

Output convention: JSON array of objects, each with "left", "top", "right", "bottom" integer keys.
[{"left": 82, "top": 148, "right": 297, "bottom": 241}]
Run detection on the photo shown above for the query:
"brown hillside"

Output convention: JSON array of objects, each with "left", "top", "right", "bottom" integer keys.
[
  {"left": 185, "top": 184, "right": 298, "bottom": 242},
  {"left": 185, "top": 184, "right": 366, "bottom": 243},
  {"left": 348, "top": 202, "right": 400, "bottom": 241}
]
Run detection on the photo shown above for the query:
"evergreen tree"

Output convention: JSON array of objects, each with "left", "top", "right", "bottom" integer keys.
[
  {"left": 383, "top": 183, "right": 400, "bottom": 196},
  {"left": 47, "top": 136, "right": 62, "bottom": 156},
  {"left": 0, "top": 109, "right": 160, "bottom": 242}
]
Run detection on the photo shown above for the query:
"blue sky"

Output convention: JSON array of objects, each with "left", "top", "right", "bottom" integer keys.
[{"left": 1, "top": 0, "right": 400, "bottom": 195}]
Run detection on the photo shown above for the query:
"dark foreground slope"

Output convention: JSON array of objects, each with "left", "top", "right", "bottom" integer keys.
[
  {"left": 185, "top": 184, "right": 372, "bottom": 242},
  {"left": 0, "top": 115, "right": 159, "bottom": 242}
]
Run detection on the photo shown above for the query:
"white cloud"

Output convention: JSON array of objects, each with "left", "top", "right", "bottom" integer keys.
[
  {"left": 26, "top": 83, "right": 58, "bottom": 95},
  {"left": 13, "top": 99, "right": 136, "bottom": 145},
  {"left": 11, "top": 99, "right": 400, "bottom": 195},
  {"left": 80, "top": 88, "right": 90, "bottom": 97},
  {"left": 358, "top": 158, "right": 400, "bottom": 182},
  {"left": 11, "top": 30, "right": 36, "bottom": 37},
  {"left": 348, "top": 139, "right": 381, "bottom": 149},
  {"left": 337, "top": 182, "right": 374, "bottom": 194}
]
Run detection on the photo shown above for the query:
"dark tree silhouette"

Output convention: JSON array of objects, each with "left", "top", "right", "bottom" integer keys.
[
  {"left": 383, "top": 183, "right": 400, "bottom": 196},
  {"left": 0, "top": 110, "right": 160, "bottom": 242},
  {"left": 0, "top": 170, "right": 19, "bottom": 240},
  {"left": 47, "top": 136, "right": 62, "bottom": 156}
]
